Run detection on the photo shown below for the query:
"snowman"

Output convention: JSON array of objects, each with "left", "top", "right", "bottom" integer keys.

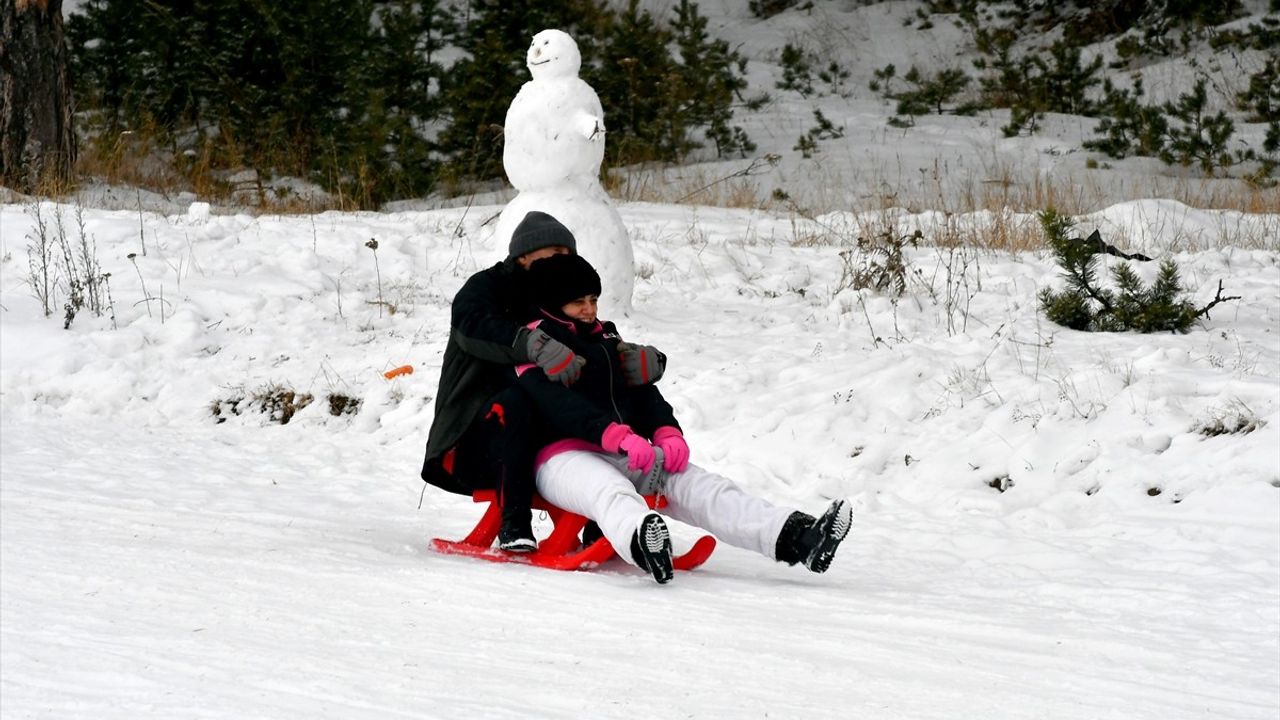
[{"left": 494, "top": 28, "right": 635, "bottom": 314}]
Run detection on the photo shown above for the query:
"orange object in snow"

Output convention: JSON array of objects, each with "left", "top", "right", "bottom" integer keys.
[{"left": 383, "top": 365, "right": 414, "bottom": 380}]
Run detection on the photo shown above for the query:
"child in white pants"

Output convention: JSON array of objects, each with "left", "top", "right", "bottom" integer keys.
[
  {"left": 536, "top": 452, "right": 796, "bottom": 564},
  {"left": 517, "top": 254, "right": 852, "bottom": 583}
]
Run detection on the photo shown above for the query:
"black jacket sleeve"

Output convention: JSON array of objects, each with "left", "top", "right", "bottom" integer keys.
[{"left": 451, "top": 265, "right": 532, "bottom": 365}]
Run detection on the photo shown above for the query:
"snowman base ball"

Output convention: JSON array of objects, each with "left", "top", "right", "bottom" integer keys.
[{"left": 496, "top": 190, "right": 634, "bottom": 316}]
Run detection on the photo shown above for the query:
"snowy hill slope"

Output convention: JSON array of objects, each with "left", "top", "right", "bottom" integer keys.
[
  {"left": 1, "top": 198, "right": 1277, "bottom": 718},
  {"left": 605, "top": 0, "right": 1279, "bottom": 215}
]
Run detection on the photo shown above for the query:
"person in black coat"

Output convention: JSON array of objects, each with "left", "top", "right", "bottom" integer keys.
[
  {"left": 518, "top": 254, "right": 854, "bottom": 584},
  {"left": 420, "top": 211, "right": 664, "bottom": 551}
]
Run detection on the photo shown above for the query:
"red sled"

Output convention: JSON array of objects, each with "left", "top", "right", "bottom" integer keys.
[{"left": 430, "top": 490, "right": 716, "bottom": 572}]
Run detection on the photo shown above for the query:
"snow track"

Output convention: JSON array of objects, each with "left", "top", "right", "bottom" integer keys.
[{"left": 3, "top": 417, "right": 1275, "bottom": 719}]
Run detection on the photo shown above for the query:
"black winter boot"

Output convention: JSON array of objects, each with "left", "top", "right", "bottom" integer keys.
[
  {"left": 498, "top": 510, "right": 537, "bottom": 553},
  {"left": 629, "top": 513, "right": 674, "bottom": 584},
  {"left": 581, "top": 520, "right": 604, "bottom": 548},
  {"left": 803, "top": 499, "right": 852, "bottom": 573},
  {"left": 775, "top": 511, "right": 814, "bottom": 566},
  {"left": 775, "top": 500, "right": 853, "bottom": 573}
]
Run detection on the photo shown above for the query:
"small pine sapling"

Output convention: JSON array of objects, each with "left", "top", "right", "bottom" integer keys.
[
  {"left": 793, "top": 134, "right": 817, "bottom": 158},
  {"left": 869, "top": 64, "right": 897, "bottom": 101},
  {"left": 1235, "top": 56, "right": 1279, "bottom": 124},
  {"left": 672, "top": 0, "right": 756, "bottom": 159},
  {"left": 1160, "top": 78, "right": 1236, "bottom": 175},
  {"left": 1233, "top": 58, "right": 1280, "bottom": 183},
  {"left": 894, "top": 66, "right": 972, "bottom": 117},
  {"left": 749, "top": 0, "right": 804, "bottom": 19},
  {"left": 1107, "top": 262, "right": 1201, "bottom": 332},
  {"left": 1084, "top": 77, "right": 1168, "bottom": 159},
  {"left": 817, "top": 60, "right": 851, "bottom": 97},
  {"left": 777, "top": 43, "right": 814, "bottom": 96},
  {"left": 1037, "top": 209, "right": 1240, "bottom": 333},
  {"left": 793, "top": 109, "right": 843, "bottom": 158}
]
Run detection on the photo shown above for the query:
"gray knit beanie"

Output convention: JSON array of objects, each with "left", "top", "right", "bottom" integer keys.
[{"left": 509, "top": 211, "right": 577, "bottom": 259}]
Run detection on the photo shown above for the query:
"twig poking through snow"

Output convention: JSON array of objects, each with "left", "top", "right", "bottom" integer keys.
[{"left": 1194, "top": 280, "right": 1243, "bottom": 320}]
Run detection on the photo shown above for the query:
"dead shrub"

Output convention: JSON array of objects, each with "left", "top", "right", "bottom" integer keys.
[{"left": 212, "top": 383, "right": 313, "bottom": 425}]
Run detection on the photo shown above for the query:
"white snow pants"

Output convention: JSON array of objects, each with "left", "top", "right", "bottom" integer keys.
[{"left": 535, "top": 451, "right": 795, "bottom": 567}]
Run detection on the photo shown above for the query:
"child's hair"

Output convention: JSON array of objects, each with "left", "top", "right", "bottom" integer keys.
[{"left": 526, "top": 254, "right": 602, "bottom": 310}]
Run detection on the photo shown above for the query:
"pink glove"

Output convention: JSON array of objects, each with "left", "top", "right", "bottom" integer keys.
[
  {"left": 601, "top": 423, "right": 657, "bottom": 474},
  {"left": 652, "top": 426, "right": 690, "bottom": 473}
]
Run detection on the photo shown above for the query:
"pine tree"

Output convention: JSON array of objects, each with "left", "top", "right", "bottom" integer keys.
[
  {"left": 1160, "top": 77, "right": 1235, "bottom": 175},
  {"left": 594, "top": 0, "right": 678, "bottom": 166},
  {"left": 892, "top": 66, "right": 972, "bottom": 117},
  {"left": 1084, "top": 78, "right": 1168, "bottom": 158},
  {"left": 67, "top": 0, "right": 382, "bottom": 198},
  {"left": 66, "top": 0, "right": 151, "bottom": 135},
  {"left": 777, "top": 43, "right": 814, "bottom": 96},
  {"left": 670, "top": 0, "right": 755, "bottom": 158},
  {"left": 985, "top": 39, "right": 1102, "bottom": 137},
  {"left": 350, "top": 0, "right": 454, "bottom": 199},
  {"left": 972, "top": 27, "right": 1028, "bottom": 109},
  {"left": 1039, "top": 41, "right": 1102, "bottom": 116},
  {"left": 1237, "top": 56, "right": 1279, "bottom": 124},
  {"left": 1038, "top": 208, "right": 1113, "bottom": 331},
  {"left": 1037, "top": 208, "right": 1237, "bottom": 333}
]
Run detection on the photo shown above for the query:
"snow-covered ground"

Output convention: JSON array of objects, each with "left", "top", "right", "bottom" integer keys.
[
  {"left": 3, "top": 1, "right": 1279, "bottom": 717},
  {"left": 1, "top": 197, "right": 1277, "bottom": 718}
]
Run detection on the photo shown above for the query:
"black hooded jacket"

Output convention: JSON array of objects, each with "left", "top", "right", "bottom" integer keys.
[{"left": 422, "top": 260, "right": 538, "bottom": 471}]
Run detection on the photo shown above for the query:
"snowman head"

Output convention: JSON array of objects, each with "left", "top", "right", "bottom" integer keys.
[{"left": 526, "top": 29, "right": 581, "bottom": 80}]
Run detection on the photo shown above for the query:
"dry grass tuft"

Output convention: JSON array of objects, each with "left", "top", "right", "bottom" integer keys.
[
  {"left": 75, "top": 122, "right": 188, "bottom": 196},
  {"left": 607, "top": 153, "right": 1277, "bottom": 222},
  {"left": 606, "top": 160, "right": 774, "bottom": 209},
  {"left": 610, "top": 153, "right": 1276, "bottom": 252},
  {"left": 71, "top": 123, "right": 361, "bottom": 215},
  {"left": 40, "top": 122, "right": 1280, "bottom": 223}
]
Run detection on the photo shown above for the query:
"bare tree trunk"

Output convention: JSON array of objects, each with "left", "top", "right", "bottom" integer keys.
[{"left": 1, "top": 0, "right": 76, "bottom": 193}]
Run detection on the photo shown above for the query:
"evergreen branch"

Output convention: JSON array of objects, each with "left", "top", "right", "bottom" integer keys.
[{"left": 1066, "top": 255, "right": 1115, "bottom": 316}]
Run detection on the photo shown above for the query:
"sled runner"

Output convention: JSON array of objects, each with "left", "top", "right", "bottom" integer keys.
[{"left": 430, "top": 490, "right": 716, "bottom": 572}]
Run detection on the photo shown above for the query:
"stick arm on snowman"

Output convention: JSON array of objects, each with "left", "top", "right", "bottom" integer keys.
[{"left": 577, "top": 112, "right": 605, "bottom": 141}]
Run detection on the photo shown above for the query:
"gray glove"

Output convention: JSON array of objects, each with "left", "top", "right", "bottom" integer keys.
[
  {"left": 616, "top": 342, "right": 666, "bottom": 386},
  {"left": 632, "top": 446, "right": 667, "bottom": 496},
  {"left": 526, "top": 328, "right": 585, "bottom": 386}
]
